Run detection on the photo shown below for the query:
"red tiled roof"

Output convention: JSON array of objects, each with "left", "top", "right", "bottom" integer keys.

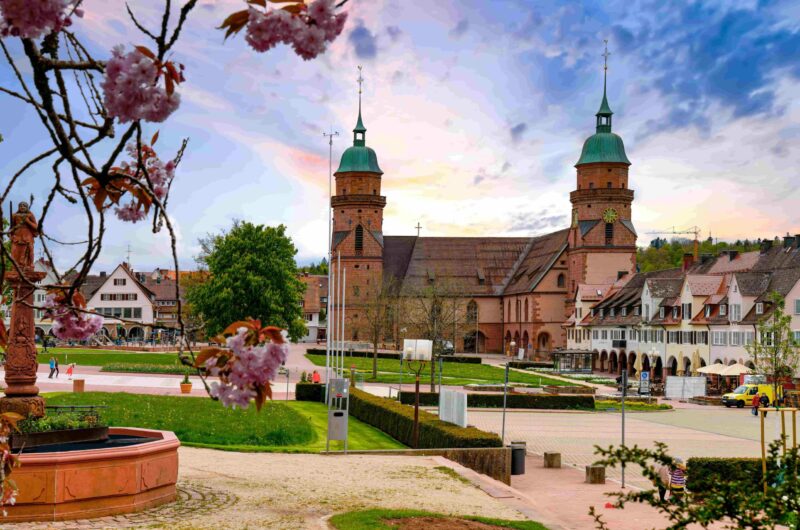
[{"left": 686, "top": 274, "right": 724, "bottom": 296}]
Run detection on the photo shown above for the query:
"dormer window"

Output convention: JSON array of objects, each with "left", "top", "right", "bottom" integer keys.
[
  {"left": 705, "top": 306, "right": 711, "bottom": 318},
  {"left": 659, "top": 307, "right": 665, "bottom": 319},
  {"left": 599, "top": 308, "right": 604, "bottom": 317},
  {"left": 633, "top": 306, "right": 639, "bottom": 316},
  {"left": 756, "top": 303, "right": 764, "bottom": 315},
  {"left": 621, "top": 307, "right": 627, "bottom": 316},
  {"left": 610, "top": 308, "right": 615, "bottom": 317},
  {"left": 720, "top": 304, "right": 727, "bottom": 316},
  {"left": 590, "top": 308, "right": 595, "bottom": 317},
  {"left": 672, "top": 307, "right": 679, "bottom": 319}
]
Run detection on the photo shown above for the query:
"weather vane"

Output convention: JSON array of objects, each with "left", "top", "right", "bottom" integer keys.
[
  {"left": 602, "top": 39, "right": 610, "bottom": 71},
  {"left": 357, "top": 65, "right": 364, "bottom": 109}
]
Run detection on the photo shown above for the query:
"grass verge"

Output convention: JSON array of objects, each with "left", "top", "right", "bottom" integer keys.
[
  {"left": 43, "top": 392, "right": 404, "bottom": 452},
  {"left": 38, "top": 351, "right": 182, "bottom": 367},
  {"left": 305, "top": 354, "right": 574, "bottom": 387},
  {"left": 329, "top": 509, "right": 547, "bottom": 530},
  {"left": 100, "top": 363, "right": 187, "bottom": 375},
  {"left": 595, "top": 400, "right": 672, "bottom": 412}
]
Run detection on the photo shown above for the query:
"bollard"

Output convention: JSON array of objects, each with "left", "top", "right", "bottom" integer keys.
[
  {"left": 585, "top": 464, "right": 605, "bottom": 484},
  {"left": 543, "top": 452, "right": 561, "bottom": 468},
  {"left": 510, "top": 441, "right": 527, "bottom": 475},
  {"left": 73, "top": 379, "right": 85, "bottom": 393}
]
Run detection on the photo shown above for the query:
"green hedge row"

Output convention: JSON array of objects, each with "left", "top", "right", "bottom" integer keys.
[
  {"left": 349, "top": 388, "right": 501, "bottom": 448},
  {"left": 686, "top": 457, "right": 766, "bottom": 493},
  {"left": 295, "top": 382, "right": 325, "bottom": 403},
  {"left": 305, "top": 348, "right": 481, "bottom": 364},
  {"left": 101, "top": 363, "right": 187, "bottom": 375},
  {"left": 399, "top": 392, "right": 594, "bottom": 410}
]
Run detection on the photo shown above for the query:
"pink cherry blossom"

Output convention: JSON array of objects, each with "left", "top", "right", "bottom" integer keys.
[
  {"left": 102, "top": 46, "right": 181, "bottom": 123},
  {"left": 244, "top": 0, "right": 347, "bottom": 60},
  {"left": 112, "top": 142, "right": 176, "bottom": 223},
  {"left": 0, "top": 0, "right": 81, "bottom": 40},
  {"left": 44, "top": 293, "right": 104, "bottom": 341}
]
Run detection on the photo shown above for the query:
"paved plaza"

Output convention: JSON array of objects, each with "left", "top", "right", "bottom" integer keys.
[{"left": 470, "top": 406, "right": 787, "bottom": 490}]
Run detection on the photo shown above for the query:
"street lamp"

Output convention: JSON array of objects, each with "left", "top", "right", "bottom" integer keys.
[{"left": 404, "top": 339, "right": 432, "bottom": 448}]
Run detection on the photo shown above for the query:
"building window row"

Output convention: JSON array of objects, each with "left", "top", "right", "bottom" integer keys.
[
  {"left": 100, "top": 293, "right": 138, "bottom": 301},
  {"left": 96, "top": 307, "right": 143, "bottom": 319}
]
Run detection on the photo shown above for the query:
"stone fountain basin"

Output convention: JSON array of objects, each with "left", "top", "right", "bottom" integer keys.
[{"left": 5, "top": 427, "right": 179, "bottom": 522}]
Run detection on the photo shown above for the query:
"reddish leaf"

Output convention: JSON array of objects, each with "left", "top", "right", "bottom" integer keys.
[
  {"left": 165, "top": 62, "right": 182, "bottom": 84},
  {"left": 194, "top": 347, "right": 225, "bottom": 368},
  {"left": 247, "top": 0, "right": 266, "bottom": 5},
  {"left": 267, "top": 0, "right": 300, "bottom": 3},
  {"left": 134, "top": 45, "right": 156, "bottom": 60},
  {"left": 218, "top": 9, "right": 250, "bottom": 39},
  {"left": 1, "top": 412, "right": 24, "bottom": 433},
  {"left": 0, "top": 320, "right": 7, "bottom": 350},
  {"left": 281, "top": 3, "right": 304, "bottom": 14},
  {"left": 260, "top": 326, "right": 285, "bottom": 344},
  {"left": 165, "top": 75, "right": 174, "bottom": 96},
  {"left": 151, "top": 131, "right": 159, "bottom": 146},
  {"left": 72, "top": 291, "right": 87, "bottom": 308},
  {"left": 222, "top": 320, "right": 257, "bottom": 336}
]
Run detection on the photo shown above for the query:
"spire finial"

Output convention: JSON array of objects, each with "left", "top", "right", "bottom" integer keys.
[
  {"left": 353, "top": 65, "right": 366, "bottom": 144},
  {"left": 595, "top": 39, "right": 613, "bottom": 131},
  {"left": 602, "top": 39, "right": 610, "bottom": 97}
]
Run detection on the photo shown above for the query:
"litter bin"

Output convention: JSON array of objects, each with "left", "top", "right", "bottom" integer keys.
[
  {"left": 73, "top": 379, "right": 85, "bottom": 393},
  {"left": 510, "top": 441, "right": 526, "bottom": 475}
]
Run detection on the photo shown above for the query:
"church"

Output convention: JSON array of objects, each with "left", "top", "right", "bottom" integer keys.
[{"left": 329, "top": 70, "right": 637, "bottom": 356}]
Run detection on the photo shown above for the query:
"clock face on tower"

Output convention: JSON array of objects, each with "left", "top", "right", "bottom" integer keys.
[{"left": 602, "top": 208, "right": 618, "bottom": 223}]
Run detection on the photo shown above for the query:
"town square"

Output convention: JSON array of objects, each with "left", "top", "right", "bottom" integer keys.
[{"left": 0, "top": 1, "right": 799, "bottom": 529}]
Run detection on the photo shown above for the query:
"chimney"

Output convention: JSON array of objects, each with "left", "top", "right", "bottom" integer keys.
[
  {"left": 700, "top": 253, "right": 713, "bottom": 264},
  {"left": 617, "top": 270, "right": 627, "bottom": 280},
  {"left": 720, "top": 249, "right": 739, "bottom": 261},
  {"left": 784, "top": 234, "right": 795, "bottom": 249},
  {"left": 760, "top": 239, "right": 773, "bottom": 254},
  {"left": 99, "top": 271, "right": 107, "bottom": 277},
  {"left": 682, "top": 252, "right": 694, "bottom": 272},
  {"left": 795, "top": 234, "right": 800, "bottom": 248}
]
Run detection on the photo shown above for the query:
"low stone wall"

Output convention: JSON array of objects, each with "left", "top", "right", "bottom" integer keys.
[
  {"left": 544, "top": 385, "right": 596, "bottom": 395},
  {"left": 688, "top": 396, "right": 723, "bottom": 406},
  {"left": 324, "top": 447, "right": 512, "bottom": 485}
]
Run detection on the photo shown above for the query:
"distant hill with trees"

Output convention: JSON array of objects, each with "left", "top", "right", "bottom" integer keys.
[
  {"left": 637, "top": 237, "right": 770, "bottom": 273},
  {"left": 298, "top": 258, "right": 328, "bottom": 275}
]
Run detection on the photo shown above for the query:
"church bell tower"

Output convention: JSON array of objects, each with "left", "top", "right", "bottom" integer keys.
[{"left": 566, "top": 43, "right": 637, "bottom": 299}]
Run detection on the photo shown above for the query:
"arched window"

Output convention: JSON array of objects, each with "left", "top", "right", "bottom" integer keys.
[
  {"left": 467, "top": 300, "right": 478, "bottom": 323},
  {"left": 524, "top": 299, "right": 529, "bottom": 322},
  {"left": 557, "top": 273, "right": 566, "bottom": 288},
  {"left": 355, "top": 225, "right": 364, "bottom": 255}
]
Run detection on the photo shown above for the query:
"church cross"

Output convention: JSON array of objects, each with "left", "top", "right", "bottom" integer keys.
[
  {"left": 602, "top": 39, "right": 611, "bottom": 72},
  {"left": 357, "top": 65, "right": 364, "bottom": 107},
  {"left": 415, "top": 222, "right": 422, "bottom": 237}
]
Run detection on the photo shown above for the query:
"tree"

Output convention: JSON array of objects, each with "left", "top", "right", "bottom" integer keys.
[
  {"left": 747, "top": 292, "right": 800, "bottom": 402},
  {"left": 186, "top": 222, "right": 307, "bottom": 341},
  {"left": 361, "top": 277, "right": 398, "bottom": 378},
  {"left": 298, "top": 258, "right": 329, "bottom": 275},
  {"left": 401, "top": 280, "right": 467, "bottom": 391}
]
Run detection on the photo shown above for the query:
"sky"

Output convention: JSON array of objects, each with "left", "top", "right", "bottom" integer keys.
[{"left": 1, "top": 0, "right": 800, "bottom": 273}]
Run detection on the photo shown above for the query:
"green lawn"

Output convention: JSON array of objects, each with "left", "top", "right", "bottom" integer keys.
[
  {"left": 330, "top": 509, "right": 547, "bottom": 530},
  {"left": 100, "top": 363, "right": 187, "bottom": 375},
  {"left": 38, "top": 351, "right": 184, "bottom": 367},
  {"left": 594, "top": 400, "right": 672, "bottom": 412},
  {"left": 305, "top": 354, "right": 574, "bottom": 387},
  {"left": 43, "top": 392, "right": 404, "bottom": 452}
]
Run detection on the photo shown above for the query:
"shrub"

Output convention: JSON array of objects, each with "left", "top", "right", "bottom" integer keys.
[
  {"left": 507, "top": 361, "right": 553, "bottom": 370},
  {"left": 101, "top": 363, "right": 186, "bottom": 375},
  {"left": 687, "top": 457, "right": 766, "bottom": 493},
  {"left": 295, "top": 382, "right": 325, "bottom": 403},
  {"left": 306, "top": 349, "right": 481, "bottom": 364},
  {"left": 18, "top": 412, "right": 106, "bottom": 433},
  {"left": 349, "top": 388, "right": 501, "bottom": 448},
  {"left": 399, "top": 392, "right": 594, "bottom": 410}
]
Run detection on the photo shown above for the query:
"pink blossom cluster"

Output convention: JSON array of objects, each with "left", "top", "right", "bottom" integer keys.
[
  {"left": 206, "top": 327, "right": 288, "bottom": 409},
  {"left": 113, "top": 142, "right": 175, "bottom": 223},
  {"left": 102, "top": 46, "right": 180, "bottom": 123},
  {"left": 0, "top": 0, "right": 81, "bottom": 39},
  {"left": 43, "top": 294, "right": 103, "bottom": 341},
  {"left": 245, "top": 0, "right": 347, "bottom": 60}
]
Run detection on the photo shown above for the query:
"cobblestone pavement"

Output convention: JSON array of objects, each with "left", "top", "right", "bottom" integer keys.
[
  {"left": 6, "top": 482, "right": 238, "bottom": 529},
  {"left": 470, "top": 407, "right": 787, "bottom": 489}
]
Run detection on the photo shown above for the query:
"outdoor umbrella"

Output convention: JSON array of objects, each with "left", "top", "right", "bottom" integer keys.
[
  {"left": 691, "top": 351, "right": 701, "bottom": 375},
  {"left": 678, "top": 352, "right": 685, "bottom": 375},
  {"left": 720, "top": 363, "right": 753, "bottom": 377},
  {"left": 697, "top": 363, "right": 725, "bottom": 375},
  {"left": 633, "top": 353, "right": 643, "bottom": 378}
]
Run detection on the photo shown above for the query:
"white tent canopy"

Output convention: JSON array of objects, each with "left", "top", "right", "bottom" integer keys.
[
  {"left": 720, "top": 363, "right": 753, "bottom": 377},
  {"left": 697, "top": 363, "right": 725, "bottom": 375}
]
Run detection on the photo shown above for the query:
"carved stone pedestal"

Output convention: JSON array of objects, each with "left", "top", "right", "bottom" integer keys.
[{"left": 0, "top": 396, "right": 45, "bottom": 418}]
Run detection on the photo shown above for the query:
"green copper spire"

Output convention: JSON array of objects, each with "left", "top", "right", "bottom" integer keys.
[
  {"left": 575, "top": 41, "right": 630, "bottom": 167},
  {"left": 336, "top": 66, "right": 383, "bottom": 174}
]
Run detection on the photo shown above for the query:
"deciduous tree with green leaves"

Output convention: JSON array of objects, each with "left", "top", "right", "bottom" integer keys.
[
  {"left": 186, "top": 221, "right": 307, "bottom": 341},
  {"left": 746, "top": 292, "right": 800, "bottom": 403}
]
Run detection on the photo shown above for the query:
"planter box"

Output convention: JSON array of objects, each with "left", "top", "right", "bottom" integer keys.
[
  {"left": 12, "top": 427, "right": 109, "bottom": 450},
  {"left": 544, "top": 385, "right": 596, "bottom": 395},
  {"left": 180, "top": 383, "right": 193, "bottom": 394}
]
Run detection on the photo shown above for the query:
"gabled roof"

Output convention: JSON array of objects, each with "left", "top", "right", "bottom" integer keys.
[
  {"left": 577, "top": 283, "right": 612, "bottom": 302},
  {"left": 735, "top": 272, "right": 771, "bottom": 296},
  {"left": 686, "top": 274, "right": 724, "bottom": 296},
  {"left": 503, "top": 229, "right": 569, "bottom": 295},
  {"left": 646, "top": 275, "right": 683, "bottom": 299}
]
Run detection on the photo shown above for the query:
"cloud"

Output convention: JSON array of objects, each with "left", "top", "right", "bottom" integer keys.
[
  {"left": 508, "top": 211, "right": 567, "bottom": 233},
  {"left": 349, "top": 21, "right": 378, "bottom": 59},
  {"left": 502, "top": 161, "right": 512, "bottom": 172},
  {"left": 510, "top": 123, "right": 527, "bottom": 143},
  {"left": 450, "top": 18, "right": 469, "bottom": 38},
  {"left": 386, "top": 25, "right": 402, "bottom": 42}
]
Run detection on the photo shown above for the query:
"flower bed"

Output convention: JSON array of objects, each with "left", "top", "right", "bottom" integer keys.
[
  {"left": 305, "top": 348, "right": 482, "bottom": 364},
  {"left": 398, "top": 392, "right": 595, "bottom": 410}
]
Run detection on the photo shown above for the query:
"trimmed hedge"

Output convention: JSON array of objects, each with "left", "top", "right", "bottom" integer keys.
[
  {"left": 349, "top": 388, "right": 501, "bottom": 448},
  {"left": 101, "top": 363, "right": 186, "bottom": 375},
  {"left": 687, "top": 457, "right": 766, "bottom": 493},
  {"left": 295, "top": 383, "right": 325, "bottom": 403},
  {"left": 399, "top": 392, "right": 594, "bottom": 410},
  {"left": 306, "top": 348, "right": 481, "bottom": 364},
  {"left": 507, "top": 361, "right": 554, "bottom": 370}
]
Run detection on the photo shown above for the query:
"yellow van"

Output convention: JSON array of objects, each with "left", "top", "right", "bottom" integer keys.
[{"left": 722, "top": 384, "right": 782, "bottom": 408}]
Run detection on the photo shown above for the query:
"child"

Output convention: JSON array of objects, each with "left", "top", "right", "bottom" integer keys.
[
  {"left": 752, "top": 393, "right": 761, "bottom": 416},
  {"left": 669, "top": 458, "right": 687, "bottom": 500},
  {"left": 66, "top": 363, "right": 75, "bottom": 380}
]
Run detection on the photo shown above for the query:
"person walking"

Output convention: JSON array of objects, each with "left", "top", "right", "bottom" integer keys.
[
  {"left": 752, "top": 393, "right": 761, "bottom": 416},
  {"left": 66, "top": 363, "right": 75, "bottom": 380},
  {"left": 311, "top": 370, "right": 321, "bottom": 384},
  {"left": 657, "top": 463, "right": 671, "bottom": 502},
  {"left": 54, "top": 357, "right": 60, "bottom": 378},
  {"left": 669, "top": 458, "right": 687, "bottom": 501},
  {"left": 48, "top": 356, "right": 56, "bottom": 378},
  {"left": 760, "top": 393, "right": 770, "bottom": 417}
]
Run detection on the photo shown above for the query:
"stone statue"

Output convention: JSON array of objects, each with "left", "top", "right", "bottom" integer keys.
[{"left": 10, "top": 202, "right": 38, "bottom": 269}]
